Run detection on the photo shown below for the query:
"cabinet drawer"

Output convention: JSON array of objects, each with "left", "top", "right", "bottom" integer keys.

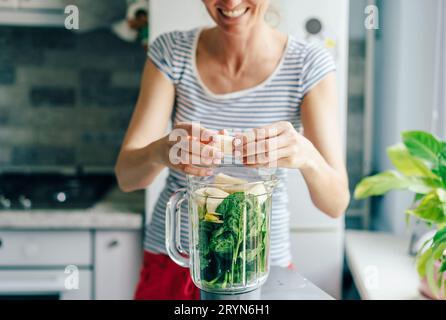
[{"left": 0, "top": 231, "right": 92, "bottom": 266}]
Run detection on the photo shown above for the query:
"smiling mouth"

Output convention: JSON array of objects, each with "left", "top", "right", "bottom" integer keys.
[{"left": 218, "top": 7, "right": 249, "bottom": 19}]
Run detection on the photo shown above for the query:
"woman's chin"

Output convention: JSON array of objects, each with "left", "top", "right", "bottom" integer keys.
[
  {"left": 216, "top": 20, "right": 256, "bottom": 36},
  {"left": 214, "top": 9, "right": 253, "bottom": 34}
]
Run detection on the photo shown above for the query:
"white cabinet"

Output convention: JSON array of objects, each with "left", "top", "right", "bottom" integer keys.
[
  {"left": 0, "top": 231, "right": 92, "bottom": 267},
  {"left": 94, "top": 231, "right": 142, "bottom": 300},
  {"left": 0, "top": 269, "right": 92, "bottom": 300},
  {"left": 0, "top": 229, "right": 143, "bottom": 300},
  {"left": 61, "top": 269, "right": 93, "bottom": 300},
  {"left": 0, "top": 231, "right": 93, "bottom": 300},
  {"left": 290, "top": 231, "right": 344, "bottom": 299}
]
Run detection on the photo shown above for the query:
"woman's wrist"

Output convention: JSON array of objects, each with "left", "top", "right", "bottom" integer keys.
[
  {"left": 299, "top": 140, "right": 327, "bottom": 176},
  {"left": 146, "top": 137, "right": 168, "bottom": 168}
]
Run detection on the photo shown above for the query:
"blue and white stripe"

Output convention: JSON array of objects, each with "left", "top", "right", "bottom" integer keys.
[{"left": 144, "top": 28, "right": 336, "bottom": 267}]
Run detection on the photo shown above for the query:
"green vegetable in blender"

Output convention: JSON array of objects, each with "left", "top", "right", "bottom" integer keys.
[{"left": 197, "top": 190, "right": 269, "bottom": 290}]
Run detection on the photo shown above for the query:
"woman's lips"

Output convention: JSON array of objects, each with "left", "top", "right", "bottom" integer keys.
[{"left": 217, "top": 7, "right": 249, "bottom": 20}]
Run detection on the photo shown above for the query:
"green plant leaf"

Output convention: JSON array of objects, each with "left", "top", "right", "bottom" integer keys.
[
  {"left": 417, "top": 247, "right": 433, "bottom": 277},
  {"left": 433, "top": 226, "right": 446, "bottom": 244},
  {"left": 413, "top": 193, "right": 425, "bottom": 204},
  {"left": 408, "top": 178, "right": 443, "bottom": 194},
  {"left": 354, "top": 171, "right": 411, "bottom": 199},
  {"left": 432, "top": 243, "right": 446, "bottom": 260},
  {"left": 426, "top": 257, "right": 440, "bottom": 298},
  {"left": 440, "top": 260, "right": 446, "bottom": 273},
  {"left": 433, "top": 165, "right": 446, "bottom": 188},
  {"left": 354, "top": 171, "right": 440, "bottom": 200},
  {"left": 406, "top": 190, "right": 446, "bottom": 224},
  {"left": 405, "top": 213, "right": 411, "bottom": 226},
  {"left": 387, "top": 144, "right": 437, "bottom": 178},
  {"left": 402, "top": 131, "right": 443, "bottom": 164}
]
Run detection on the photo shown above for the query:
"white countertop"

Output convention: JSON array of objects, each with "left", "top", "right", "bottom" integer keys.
[
  {"left": 345, "top": 230, "right": 424, "bottom": 300},
  {"left": 200, "top": 267, "right": 334, "bottom": 300},
  {"left": 261, "top": 266, "right": 334, "bottom": 300},
  {"left": 0, "top": 188, "right": 145, "bottom": 230}
]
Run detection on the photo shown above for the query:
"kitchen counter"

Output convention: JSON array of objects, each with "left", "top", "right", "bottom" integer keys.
[
  {"left": 261, "top": 266, "right": 334, "bottom": 300},
  {"left": 0, "top": 188, "right": 145, "bottom": 230},
  {"left": 201, "top": 266, "right": 334, "bottom": 300},
  {"left": 345, "top": 230, "right": 424, "bottom": 300}
]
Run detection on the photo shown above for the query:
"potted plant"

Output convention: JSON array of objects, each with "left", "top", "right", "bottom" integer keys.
[{"left": 354, "top": 131, "right": 446, "bottom": 299}]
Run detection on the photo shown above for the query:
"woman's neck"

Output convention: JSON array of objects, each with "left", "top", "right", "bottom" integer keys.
[{"left": 204, "top": 23, "right": 283, "bottom": 76}]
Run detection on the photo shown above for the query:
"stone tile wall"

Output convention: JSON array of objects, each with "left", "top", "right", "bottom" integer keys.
[{"left": 0, "top": 26, "right": 146, "bottom": 170}]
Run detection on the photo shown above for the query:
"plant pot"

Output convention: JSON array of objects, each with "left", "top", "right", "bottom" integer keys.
[{"left": 419, "top": 261, "right": 446, "bottom": 300}]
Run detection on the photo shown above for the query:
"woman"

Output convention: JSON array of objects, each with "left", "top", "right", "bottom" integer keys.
[{"left": 115, "top": 0, "right": 350, "bottom": 300}]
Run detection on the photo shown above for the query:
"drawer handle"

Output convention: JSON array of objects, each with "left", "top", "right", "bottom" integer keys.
[
  {"left": 107, "top": 240, "right": 119, "bottom": 248},
  {"left": 0, "top": 238, "right": 2, "bottom": 249}
]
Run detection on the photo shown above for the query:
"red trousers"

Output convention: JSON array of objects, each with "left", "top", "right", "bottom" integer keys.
[{"left": 134, "top": 251, "right": 200, "bottom": 300}]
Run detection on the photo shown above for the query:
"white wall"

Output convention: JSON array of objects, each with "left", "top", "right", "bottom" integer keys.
[{"left": 372, "top": 0, "right": 439, "bottom": 234}]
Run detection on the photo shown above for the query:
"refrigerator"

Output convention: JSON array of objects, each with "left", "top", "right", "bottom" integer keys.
[{"left": 146, "top": 0, "right": 350, "bottom": 299}]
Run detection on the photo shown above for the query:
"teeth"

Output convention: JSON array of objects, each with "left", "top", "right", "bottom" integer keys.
[{"left": 221, "top": 8, "right": 246, "bottom": 18}]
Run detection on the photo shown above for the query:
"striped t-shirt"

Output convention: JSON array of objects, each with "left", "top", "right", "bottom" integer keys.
[{"left": 144, "top": 28, "right": 336, "bottom": 267}]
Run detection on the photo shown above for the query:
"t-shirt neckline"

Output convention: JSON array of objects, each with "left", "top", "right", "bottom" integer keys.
[{"left": 191, "top": 27, "right": 291, "bottom": 100}]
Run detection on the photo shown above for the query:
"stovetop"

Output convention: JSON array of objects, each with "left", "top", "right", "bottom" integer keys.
[{"left": 0, "top": 173, "right": 116, "bottom": 210}]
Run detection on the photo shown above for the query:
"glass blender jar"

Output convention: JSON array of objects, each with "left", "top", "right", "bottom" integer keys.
[{"left": 166, "top": 165, "right": 278, "bottom": 299}]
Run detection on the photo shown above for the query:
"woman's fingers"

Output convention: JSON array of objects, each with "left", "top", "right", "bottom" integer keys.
[
  {"left": 233, "top": 122, "right": 295, "bottom": 160},
  {"left": 170, "top": 144, "right": 221, "bottom": 167},
  {"left": 169, "top": 151, "right": 214, "bottom": 176},
  {"left": 176, "top": 137, "right": 223, "bottom": 158},
  {"left": 173, "top": 122, "right": 218, "bottom": 144},
  {"left": 243, "top": 147, "right": 294, "bottom": 166},
  {"left": 242, "top": 134, "right": 292, "bottom": 158},
  {"left": 170, "top": 122, "right": 223, "bottom": 165},
  {"left": 235, "top": 121, "right": 293, "bottom": 145}
]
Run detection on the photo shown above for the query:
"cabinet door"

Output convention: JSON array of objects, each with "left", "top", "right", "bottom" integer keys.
[
  {"left": 94, "top": 231, "right": 142, "bottom": 300},
  {"left": 290, "top": 231, "right": 344, "bottom": 299}
]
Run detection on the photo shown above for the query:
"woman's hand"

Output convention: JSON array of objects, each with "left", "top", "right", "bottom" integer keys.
[
  {"left": 235, "top": 121, "right": 317, "bottom": 169},
  {"left": 154, "top": 122, "right": 224, "bottom": 176}
]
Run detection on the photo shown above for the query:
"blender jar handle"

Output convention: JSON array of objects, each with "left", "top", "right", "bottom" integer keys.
[{"left": 165, "top": 188, "right": 189, "bottom": 268}]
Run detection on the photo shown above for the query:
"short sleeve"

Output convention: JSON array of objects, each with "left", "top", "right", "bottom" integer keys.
[
  {"left": 301, "top": 43, "right": 336, "bottom": 96},
  {"left": 148, "top": 32, "right": 178, "bottom": 84}
]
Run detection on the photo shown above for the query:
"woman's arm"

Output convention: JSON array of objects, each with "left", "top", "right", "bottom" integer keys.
[
  {"left": 115, "top": 59, "right": 175, "bottom": 192},
  {"left": 236, "top": 73, "right": 350, "bottom": 218},
  {"left": 299, "top": 73, "right": 350, "bottom": 218},
  {"left": 115, "top": 60, "right": 223, "bottom": 192}
]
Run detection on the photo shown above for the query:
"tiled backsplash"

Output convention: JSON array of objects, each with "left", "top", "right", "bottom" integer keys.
[{"left": 0, "top": 26, "right": 146, "bottom": 171}]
